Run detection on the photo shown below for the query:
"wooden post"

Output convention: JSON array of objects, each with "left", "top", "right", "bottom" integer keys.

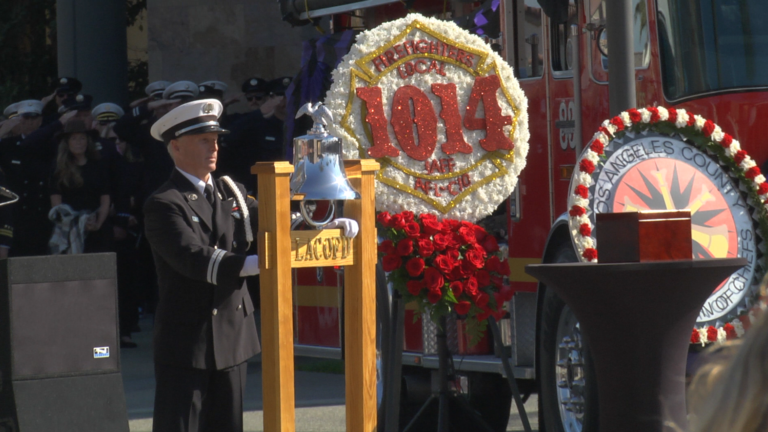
[
  {"left": 343, "top": 159, "right": 380, "bottom": 432},
  {"left": 253, "top": 161, "right": 296, "bottom": 432}
]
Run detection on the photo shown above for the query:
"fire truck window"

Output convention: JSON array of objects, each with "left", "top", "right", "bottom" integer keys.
[
  {"left": 589, "top": 0, "right": 650, "bottom": 71},
  {"left": 550, "top": 0, "right": 578, "bottom": 72},
  {"left": 656, "top": 0, "right": 768, "bottom": 100},
  {"left": 519, "top": 0, "right": 544, "bottom": 78}
]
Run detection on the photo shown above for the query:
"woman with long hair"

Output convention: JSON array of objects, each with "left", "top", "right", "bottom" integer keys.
[
  {"left": 50, "top": 119, "right": 112, "bottom": 253},
  {"left": 687, "top": 289, "right": 768, "bottom": 432}
]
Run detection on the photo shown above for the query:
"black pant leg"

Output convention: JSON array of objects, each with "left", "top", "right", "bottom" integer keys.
[
  {"left": 152, "top": 364, "right": 209, "bottom": 432},
  {"left": 202, "top": 362, "right": 247, "bottom": 432}
]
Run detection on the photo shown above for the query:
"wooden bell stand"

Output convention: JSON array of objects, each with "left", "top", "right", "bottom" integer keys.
[{"left": 252, "top": 159, "right": 380, "bottom": 432}]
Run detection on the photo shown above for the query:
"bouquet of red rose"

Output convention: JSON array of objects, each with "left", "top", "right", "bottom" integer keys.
[{"left": 377, "top": 210, "right": 514, "bottom": 344}]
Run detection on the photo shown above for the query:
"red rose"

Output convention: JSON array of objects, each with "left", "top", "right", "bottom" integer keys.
[
  {"left": 583, "top": 248, "right": 598, "bottom": 261},
  {"left": 475, "top": 291, "right": 491, "bottom": 308},
  {"left": 702, "top": 120, "right": 715, "bottom": 136},
  {"left": 598, "top": 126, "right": 612, "bottom": 137},
  {"left": 579, "top": 223, "right": 592, "bottom": 237},
  {"left": 690, "top": 328, "right": 700, "bottom": 344},
  {"left": 481, "top": 236, "right": 499, "bottom": 254},
  {"left": 610, "top": 116, "right": 624, "bottom": 131},
  {"left": 476, "top": 270, "right": 491, "bottom": 287},
  {"left": 433, "top": 254, "right": 457, "bottom": 275},
  {"left": 627, "top": 108, "right": 641, "bottom": 123},
  {"left": 401, "top": 211, "right": 415, "bottom": 222},
  {"left": 382, "top": 254, "right": 402, "bottom": 272},
  {"left": 406, "top": 279, "right": 425, "bottom": 296},
  {"left": 450, "top": 281, "right": 463, "bottom": 297},
  {"left": 647, "top": 106, "right": 660, "bottom": 123},
  {"left": 723, "top": 323, "right": 737, "bottom": 340},
  {"left": 745, "top": 166, "right": 761, "bottom": 180},
  {"left": 406, "top": 257, "right": 425, "bottom": 277},
  {"left": 579, "top": 159, "right": 595, "bottom": 175},
  {"left": 667, "top": 109, "right": 678, "bottom": 124},
  {"left": 427, "top": 289, "right": 442, "bottom": 304},
  {"left": 404, "top": 222, "right": 421, "bottom": 237},
  {"left": 574, "top": 184, "right": 589, "bottom": 199},
  {"left": 421, "top": 217, "right": 443, "bottom": 235},
  {"left": 447, "top": 233, "right": 463, "bottom": 249},
  {"left": 446, "top": 249, "right": 460, "bottom": 261},
  {"left": 417, "top": 238, "right": 435, "bottom": 257},
  {"left": 476, "top": 309, "right": 491, "bottom": 322},
  {"left": 378, "top": 239, "right": 395, "bottom": 255},
  {"left": 376, "top": 211, "right": 392, "bottom": 226},
  {"left": 491, "top": 275, "right": 504, "bottom": 288},
  {"left": 473, "top": 225, "right": 488, "bottom": 243},
  {"left": 396, "top": 239, "right": 414, "bottom": 256},
  {"left": 721, "top": 133, "right": 733, "bottom": 147},
  {"left": 500, "top": 285, "right": 514, "bottom": 302},
  {"left": 734, "top": 150, "right": 747, "bottom": 165},
  {"left": 706, "top": 326, "right": 718, "bottom": 342},
  {"left": 390, "top": 214, "right": 407, "bottom": 230},
  {"left": 433, "top": 233, "right": 450, "bottom": 251},
  {"left": 465, "top": 249, "right": 485, "bottom": 269},
  {"left": 460, "top": 259, "right": 475, "bottom": 278},
  {"left": 455, "top": 301, "right": 470, "bottom": 315},
  {"left": 496, "top": 260, "right": 510, "bottom": 276},
  {"left": 758, "top": 183, "right": 768, "bottom": 195},
  {"left": 569, "top": 205, "right": 586, "bottom": 217},
  {"left": 458, "top": 226, "right": 476, "bottom": 244},
  {"left": 485, "top": 255, "right": 502, "bottom": 273},
  {"left": 423, "top": 267, "right": 444, "bottom": 291},
  {"left": 465, "top": 276, "right": 479, "bottom": 296},
  {"left": 442, "top": 219, "right": 460, "bottom": 232},
  {"left": 686, "top": 113, "right": 696, "bottom": 127}
]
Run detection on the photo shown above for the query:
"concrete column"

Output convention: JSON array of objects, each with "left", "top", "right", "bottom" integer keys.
[
  {"left": 57, "top": 0, "right": 128, "bottom": 106},
  {"left": 606, "top": 0, "right": 636, "bottom": 116}
]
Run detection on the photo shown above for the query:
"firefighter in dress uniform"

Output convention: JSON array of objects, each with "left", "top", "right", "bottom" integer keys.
[{"left": 143, "top": 98, "right": 357, "bottom": 431}]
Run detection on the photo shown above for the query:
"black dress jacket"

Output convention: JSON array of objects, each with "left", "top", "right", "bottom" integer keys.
[{"left": 144, "top": 169, "right": 260, "bottom": 370}]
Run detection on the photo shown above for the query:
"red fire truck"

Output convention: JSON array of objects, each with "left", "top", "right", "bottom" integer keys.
[{"left": 280, "top": 0, "right": 768, "bottom": 430}]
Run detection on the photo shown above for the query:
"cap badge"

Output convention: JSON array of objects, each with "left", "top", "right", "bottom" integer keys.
[
  {"left": 76, "top": 95, "right": 84, "bottom": 102},
  {"left": 199, "top": 86, "right": 205, "bottom": 92},
  {"left": 203, "top": 103, "right": 215, "bottom": 114},
  {"left": 283, "top": 78, "right": 290, "bottom": 86},
  {"left": 61, "top": 78, "right": 68, "bottom": 84},
  {"left": 250, "top": 79, "right": 258, "bottom": 86}
]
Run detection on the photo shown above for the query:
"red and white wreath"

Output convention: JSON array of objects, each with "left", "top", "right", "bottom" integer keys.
[{"left": 570, "top": 107, "right": 768, "bottom": 343}]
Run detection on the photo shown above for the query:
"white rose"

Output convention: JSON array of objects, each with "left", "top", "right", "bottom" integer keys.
[
  {"left": 753, "top": 175, "right": 766, "bottom": 184},
  {"left": 585, "top": 151, "right": 600, "bottom": 164},
  {"left": 578, "top": 172, "right": 594, "bottom": 187},
  {"left": 717, "top": 327, "right": 727, "bottom": 344},
  {"left": 732, "top": 320, "right": 745, "bottom": 338},
  {"left": 740, "top": 157, "right": 756, "bottom": 170},
  {"left": 675, "top": 109, "right": 689, "bottom": 128},
  {"left": 694, "top": 115, "right": 706, "bottom": 131},
  {"left": 577, "top": 215, "right": 591, "bottom": 226},
  {"left": 639, "top": 108, "right": 651, "bottom": 123},
  {"left": 580, "top": 236, "right": 594, "bottom": 249},
  {"left": 620, "top": 112, "right": 631, "bottom": 126},
  {"left": 728, "top": 140, "right": 742, "bottom": 157},
  {"left": 711, "top": 126, "right": 724, "bottom": 143},
  {"left": 657, "top": 107, "right": 669, "bottom": 121},
  {"left": 697, "top": 328, "right": 708, "bottom": 347},
  {"left": 573, "top": 196, "right": 589, "bottom": 208}
]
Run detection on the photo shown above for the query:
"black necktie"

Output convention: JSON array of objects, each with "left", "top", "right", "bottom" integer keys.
[{"left": 204, "top": 184, "right": 215, "bottom": 206}]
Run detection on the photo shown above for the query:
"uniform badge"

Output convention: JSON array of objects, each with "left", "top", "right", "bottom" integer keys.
[
  {"left": 203, "top": 103, "right": 214, "bottom": 114},
  {"left": 189, "top": 193, "right": 198, "bottom": 201}
]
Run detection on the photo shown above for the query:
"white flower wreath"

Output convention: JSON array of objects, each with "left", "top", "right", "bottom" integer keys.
[{"left": 324, "top": 13, "right": 529, "bottom": 223}]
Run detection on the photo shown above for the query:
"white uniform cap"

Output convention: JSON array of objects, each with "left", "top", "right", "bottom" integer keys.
[
  {"left": 3, "top": 102, "right": 19, "bottom": 118},
  {"left": 199, "top": 81, "right": 228, "bottom": 93},
  {"left": 145, "top": 81, "right": 171, "bottom": 98},
  {"left": 92, "top": 103, "right": 125, "bottom": 121},
  {"left": 162, "top": 81, "right": 200, "bottom": 101},
  {"left": 16, "top": 100, "right": 44, "bottom": 116},
  {"left": 150, "top": 99, "right": 229, "bottom": 142}
]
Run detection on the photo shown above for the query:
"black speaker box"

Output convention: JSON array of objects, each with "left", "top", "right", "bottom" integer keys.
[{"left": 0, "top": 254, "right": 129, "bottom": 432}]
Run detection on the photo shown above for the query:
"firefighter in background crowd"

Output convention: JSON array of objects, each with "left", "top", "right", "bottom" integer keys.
[{"left": 40, "top": 77, "right": 83, "bottom": 125}]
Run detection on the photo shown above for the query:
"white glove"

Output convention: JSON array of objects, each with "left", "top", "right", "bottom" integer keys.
[
  {"left": 323, "top": 218, "right": 359, "bottom": 238},
  {"left": 239, "top": 255, "right": 260, "bottom": 276}
]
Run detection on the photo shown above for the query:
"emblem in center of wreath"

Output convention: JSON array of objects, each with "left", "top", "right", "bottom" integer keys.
[
  {"left": 324, "top": 14, "right": 529, "bottom": 341},
  {"left": 325, "top": 14, "right": 529, "bottom": 223}
]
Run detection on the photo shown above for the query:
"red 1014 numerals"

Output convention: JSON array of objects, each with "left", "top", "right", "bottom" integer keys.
[{"left": 356, "top": 75, "right": 514, "bottom": 161}]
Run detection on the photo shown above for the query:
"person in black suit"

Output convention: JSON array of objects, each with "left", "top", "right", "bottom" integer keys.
[{"left": 143, "top": 98, "right": 357, "bottom": 432}]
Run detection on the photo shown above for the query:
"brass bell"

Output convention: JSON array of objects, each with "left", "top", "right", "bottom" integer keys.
[{"left": 291, "top": 102, "right": 360, "bottom": 227}]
